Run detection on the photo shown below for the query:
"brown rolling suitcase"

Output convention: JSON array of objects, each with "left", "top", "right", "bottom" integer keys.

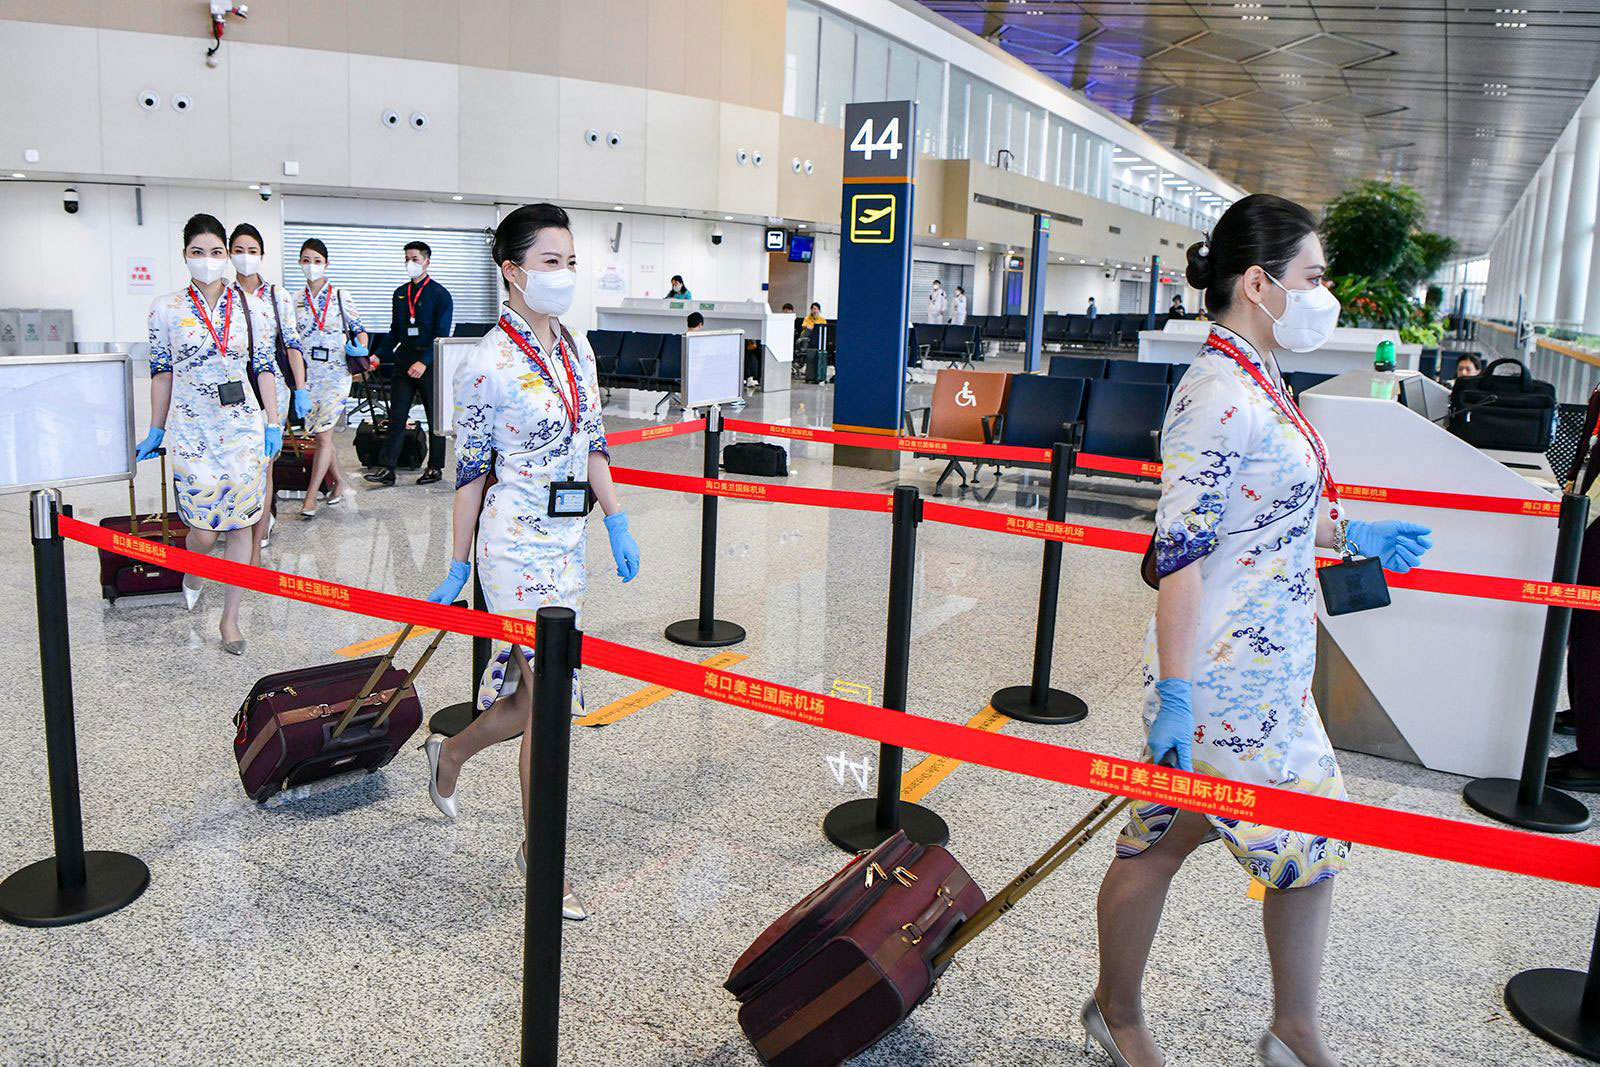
[
  {"left": 272, "top": 432, "right": 336, "bottom": 497},
  {"left": 232, "top": 624, "right": 447, "bottom": 803},
  {"left": 726, "top": 794, "right": 1134, "bottom": 1066},
  {"left": 97, "top": 449, "right": 189, "bottom": 602}
]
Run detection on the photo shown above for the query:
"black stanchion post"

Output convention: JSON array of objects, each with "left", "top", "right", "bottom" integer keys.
[
  {"left": 522, "top": 606, "right": 579, "bottom": 1067},
  {"left": 0, "top": 491, "right": 149, "bottom": 927},
  {"left": 991, "top": 438, "right": 1089, "bottom": 724},
  {"left": 1463, "top": 491, "right": 1593, "bottom": 833},
  {"left": 1504, "top": 908, "right": 1600, "bottom": 1060},
  {"left": 428, "top": 558, "right": 492, "bottom": 737},
  {"left": 666, "top": 406, "right": 745, "bottom": 647},
  {"left": 823, "top": 485, "right": 950, "bottom": 853}
]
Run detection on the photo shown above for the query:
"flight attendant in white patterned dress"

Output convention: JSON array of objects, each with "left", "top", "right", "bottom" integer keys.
[
  {"left": 292, "top": 238, "right": 369, "bottom": 517},
  {"left": 417, "top": 203, "right": 642, "bottom": 920},
  {"left": 134, "top": 213, "right": 282, "bottom": 655},
  {"left": 1082, "top": 196, "right": 1433, "bottom": 1067}
]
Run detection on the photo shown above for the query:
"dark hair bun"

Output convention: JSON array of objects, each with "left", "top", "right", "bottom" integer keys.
[{"left": 1185, "top": 241, "right": 1214, "bottom": 290}]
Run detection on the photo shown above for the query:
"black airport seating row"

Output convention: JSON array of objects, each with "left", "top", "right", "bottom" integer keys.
[
  {"left": 966, "top": 313, "right": 1171, "bottom": 350},
  {"left": 988, "top": 374, "right": 1169, "bottom": 464},
  {"left": 587, "top": 329, "right": 683, "bottom": 393},
  {"left": 912, "top": 323, "right": 985, "bottom": 366},
  {"left": 1050, "top": 355, "right": 1335, "bottom": 400}
]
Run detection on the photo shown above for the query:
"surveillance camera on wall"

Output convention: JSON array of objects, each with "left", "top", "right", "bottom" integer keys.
[
  {"left": 62, "top": 187, "right": 79, "bottom": 214},
  {"left": 607, "top": 131, "right": 621, "bottom": 148},
  {"left": 584, "top": 128, "right": 600, "bottom": 146},
  {"left": 382, "top": 110, "right": 401, "bottom": 128},
  {"left": 138, "top": 89, "right": 160, "bottom": 111},
  {"left": 410, "top": 112, "right": 429, "bottom": 130},
  {"left": 172, "top": 94, "right": 193, "bottom": 113},
  {"left": 258, "top": 183, "right": 273, "bottom": 202},
  {"left": 710, "top": 225, "right": 724, "bottom": 246}
]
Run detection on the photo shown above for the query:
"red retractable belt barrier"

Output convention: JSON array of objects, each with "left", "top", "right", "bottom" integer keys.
[
  {"left": 606, "top": 418, "right": 707, "bottom": 447},
  {"left": 922, "top": 500, "right": 1151, "bottom": 554},
  {"left": 61, "top": 513, "right": 1600, "bottom": 888},
  {"left": 609, "top": 466, "right": 893, "bottom": 514},
  {"left": 723, "top": 418, "right": 1054, "bottom": 465}
]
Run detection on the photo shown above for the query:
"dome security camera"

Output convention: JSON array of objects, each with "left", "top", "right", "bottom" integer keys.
[
  {"left": 791, "top": 157, "right": 802, "bottom": 173},
  {"left": 584, "top": 128, "right": 600, "bottom": 146},
  {"left": 410, "top": 112, "right": 429, "bottom": 130},
  {"left": 172, "top": 93, "right": 193, "bottom": 112},
  {"left": 258, "top": 183, "right": 273, "bottom": 202},
  {"left": 382, "top": 109, "right": 401, "bottom": 128},
  {"left": 138, "top": 89, "right": 161, "bottom": 111},
  {"left": 752, "top": 150, "right": 764, "bottom": 167},
  {"left": 62, "top": 187, "right": 79, "bottom": 215},
  {"left": 607, "top": 130, "right": 621, "bottom": 148},
  {"left": 710, "top": 225, "right": 724, "bottom": 246},
  {"left": 803, "top": 159, "right": 815, "bottom": 176},
  {"left": 736, "top": 147, "right": 749, "bottom": 166}
]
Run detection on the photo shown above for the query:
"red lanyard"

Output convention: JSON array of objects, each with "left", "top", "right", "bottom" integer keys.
[
  {"left": 407, "top": 277, "right": 430, "bottom": 323},
  {"left": 498, "top": 315, "right": 581, "bottom": 428},
  {"left": 189, "top": 284, "right": 233, "bottom": 358},
  {"left": 1206, "top": 331, "right": 1339, "bottom": 509},
  {"left": 305, "top": 283, "right": 332, "bottom": 332}
]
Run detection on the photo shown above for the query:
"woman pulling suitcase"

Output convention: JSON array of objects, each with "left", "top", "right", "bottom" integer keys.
[
  {"left": 418, "top": 203, "right": 642, "bottom": 921},
  {"left": 134, "top": 213, "right": 283, "bottom": 655},
  {"left": 292, "top": 238, "right": 369, "bottom": 518}
]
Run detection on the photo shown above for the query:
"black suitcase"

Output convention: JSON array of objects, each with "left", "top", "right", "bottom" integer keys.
[
  {"left": 723, "top": 442, "right": 789, "bottom": 477},
  {"left": 1448, "top": 357, "right": 1556, "bottom": 452},
  {"left": 355, "top": 375, "right": 427, "bottom": 470}
]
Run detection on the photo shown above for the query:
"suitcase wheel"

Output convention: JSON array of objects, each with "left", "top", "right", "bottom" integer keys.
[{"left": 102, "top": 583, "right": 117, "bottom": 602}]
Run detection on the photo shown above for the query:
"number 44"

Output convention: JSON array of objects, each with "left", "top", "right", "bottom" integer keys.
[{"left": 849, "top": 116, "right": 903, "bottom": 161}]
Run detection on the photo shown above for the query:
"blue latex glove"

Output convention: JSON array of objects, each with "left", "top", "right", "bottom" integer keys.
[
  {"left": 427, "top": 560, "right": 471, "bottom": 605},
  {"left": 344, "top": 340, "right": 368, "bottom": 360},
  {"left": 1346, "top": 519, "right": 1434, "bottom": 574},
  {"left": 264, "top": 425, "right": 283, "bottom": 459},
  {"left": 292, "top": 389, "right": 310, "bottom": 419},
  {"left": 1148, "top": 678, "right": 1194, "bottom": 772},
  {"left": 134, "top": 427, "right": 164, "bottom": 461},
  {"left": 604, "top": 511, "right": 641, "bottom": 583}
]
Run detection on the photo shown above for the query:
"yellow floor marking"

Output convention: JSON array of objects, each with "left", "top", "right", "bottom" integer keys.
[
  {"left": 578, "top": 651, "right": 749, "bottom": 727},
  {"left": 899, "top": 705, "right": 1011, "bottom": 803},
  {"left": 1246, "top": 879, "right": 1266, "bottom": 902},
  {"left": 334, "top": 627, "right": 437, "bottom": 658},
  {"left": 830, "top": 679, "right": 875, "bottom": 703}
]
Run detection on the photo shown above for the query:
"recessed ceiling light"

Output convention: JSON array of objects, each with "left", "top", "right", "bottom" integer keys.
[
  {"left": 798, "top": 223, "right": 807, "bottom": 228},
  {"left": 724, "top": 215, "right": 734, "bottom": 221},
  {"left": 1494, "top": 21, "right": 1527, "bottom": 27},
  {"left": 976, "top": 245, "right": 985, "bottom": 250},
  {"left": 613, "top": 204, "right": 624, "bottom": 211},
  {"left": 1131, "top": 164, "right": 1157, "bottom": 172},
  {"left": 247, "top": 184, "right": 259, "bottom": 190},
  {"left": 1079, "top": 258, "right": 1087, "bottom": 264},
  {"left": 1113, "top": 154, "right": 1139, "bottom": 163},
  {"left": 942, "top": 241, "right": 950, "bottom": 246},
  {"left": 1058, "top": 256, "right": 1065, "bottom": 261},
  {"left": 451, "top": 195, "right": 463, "bottom": 201}
]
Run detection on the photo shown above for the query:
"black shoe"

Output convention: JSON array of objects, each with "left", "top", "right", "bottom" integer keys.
[
  {"left": 1546, "top": 751, "right": 1600, "bottom": 794},
  {"left": 417, "top": 468, "right": 442, "bottom": 485},
  {"left": 364, "top": 468, "right": 396, "bottom": 486},
  {"left": 1555, "top": 709, "right": 1577, "bottom": 736}
]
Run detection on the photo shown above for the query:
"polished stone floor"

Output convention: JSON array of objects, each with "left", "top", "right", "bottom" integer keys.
[{"left": 0, "top": 358, "right": 1594, "bottom": 1066}]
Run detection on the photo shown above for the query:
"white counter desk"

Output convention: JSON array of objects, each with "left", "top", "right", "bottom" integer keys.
[
  {"left": 595, "top": 299, "right": 793, "bottom": 393},
  {"left": 1137, "top": 319, "right": 1423, "bottom": 375},
  {"left": 1299, "top": 370, "right": 1558, "bottom": 780}
]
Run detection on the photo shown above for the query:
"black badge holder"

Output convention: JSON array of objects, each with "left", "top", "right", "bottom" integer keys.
[
  {"left": 1317, "top": 551, "right": 1390, "bottom": 616},
  {"left": 217, "top": 380, "right": 246, "bottom": 406},
  {"left": 546, "top": 426, "right": 594, "bottom": 518}
]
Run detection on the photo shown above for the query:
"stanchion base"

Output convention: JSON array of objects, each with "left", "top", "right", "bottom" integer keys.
[
  {"left": 664, "top": 618, "right": 746, "bottom": 648},
  {"left": 1505, "top": 967, "right": 1600, "bottom": 1061},
  {"left": 823, "top": 798, "right": 949, "bottom": 853},
  {"left": 427, "top": 701, "right": 477, "bottom": 737},
  {"left": 1462, "top": 777, "right": 1593, "bottom": 834},
  {"left": 991, "top": 685, "right": 1088, "bottom": 725},
  {"left": 0, "top": 851, "right": 149, "bottom": 928}
]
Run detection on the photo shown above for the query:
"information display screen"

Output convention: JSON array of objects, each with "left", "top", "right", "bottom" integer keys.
[
  {"left": 0, "top": 353, "right": 134, "bottom": 495},
  {"left": 788, "top": 235, "right": 814, "bottom": 262}
]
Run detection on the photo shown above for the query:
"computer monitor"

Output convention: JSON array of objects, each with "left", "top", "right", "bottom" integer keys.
[{"left": 788, "top": 235, "right": 814, "bottom": 263}]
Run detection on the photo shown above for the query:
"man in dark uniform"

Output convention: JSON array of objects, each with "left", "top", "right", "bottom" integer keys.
[{"left": 366, "top": 240, "right": 453, "bottom": 486}]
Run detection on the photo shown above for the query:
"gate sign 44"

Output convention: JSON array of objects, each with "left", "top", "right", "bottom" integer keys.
[{"left": 850, "top": 116, "right": 902, "bottom": 162}]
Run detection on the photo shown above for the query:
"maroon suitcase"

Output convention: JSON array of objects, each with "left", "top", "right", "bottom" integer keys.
[
  {"left": 271, "top": 433, "right": 335, "bottom": 497},
  {"left": 232, "top": 624, "right": 446, "bottom": 803},
  {"left": 726, "top": 795, "right": 1134, "bottom": 1067},
  {"left": 98, "top": 450, "right": 189, "bottom": 602}
]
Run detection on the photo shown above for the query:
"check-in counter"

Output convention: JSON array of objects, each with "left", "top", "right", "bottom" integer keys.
[
  {"left": 595, "top": 299, "right": 793, "bottom": 393},
  {"left": 1138, "top": 319, "right": 1422, "bottom": 375},
  {"left": 1299, "top": 370, "right": 1558, "bottom": 779}
]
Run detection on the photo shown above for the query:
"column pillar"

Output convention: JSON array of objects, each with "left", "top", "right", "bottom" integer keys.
[
  {"left": 1524, "top": 162, "right": 1554, "bottom": 322},
  {"left": 1537, "top": 124, "right": 1578, "bottom": 324},
  {"left": 1560, "top": 116, "right": 1600, "bottom": 326}
]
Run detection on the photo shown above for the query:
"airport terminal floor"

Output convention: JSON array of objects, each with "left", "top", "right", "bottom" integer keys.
[{"left": 0, "top": 360, "right": 1595, "bottom": 1066}]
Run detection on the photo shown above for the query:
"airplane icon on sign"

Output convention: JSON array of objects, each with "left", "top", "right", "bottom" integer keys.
[{"left": 849, "top": 193, "right": 896, "bottom": 243}]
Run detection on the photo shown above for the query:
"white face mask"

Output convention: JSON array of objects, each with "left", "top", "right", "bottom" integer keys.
[
  {"left": 187, "top": 255, "right": 228, "bottom": 285},
  {"left": 406, "top": 260, "right": 426, "bottom": 281},
  {"left": 301, "top": 262, "right": 326, "bottom": 283},
  {"left": 1259, "top": 272, "right": 1341, "bottom": 353},
  {"left": 231, "top": 252, "right": 261, "bottom": 277},
  {"left": 515, "top": 266, "right": 577, "bottom": 317}
]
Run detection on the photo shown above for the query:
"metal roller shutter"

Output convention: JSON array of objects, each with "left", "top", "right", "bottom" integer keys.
[
  {"left": 280, "top": 222, "right": 499, "bottom": 334},
  {"left": 911, "top": 261, "right": 972, "bottom": 322}
]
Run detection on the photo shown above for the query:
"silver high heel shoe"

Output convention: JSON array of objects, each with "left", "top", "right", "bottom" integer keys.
[
  {"left": 514, "top": 842, "right": 588, "bottom": 921},
  {"left": 221, "top": 638, "right": 246, "bottom": 656},
  {"left": 1256, "top": 1032, "right": 1308, "bottom": 1067},
  {"left": 422, "top": 734, "right": 457, "bottom": 820},
  {"left": 182, "top": 573, "right": 204, "bottom": 611},
  {"left": 1081, "top": 997, "right": 1135, "bottom": 1067}
]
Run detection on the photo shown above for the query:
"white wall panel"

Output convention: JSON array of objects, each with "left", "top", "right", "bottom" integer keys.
[
  {"left": 348, "top": 54, "right": 459, "bottom": 192},
  {"left": 0, "top": 20, "right": 103, "bottom": 174},
  {"left": 227, "top": 43, "right": 352, "bottom": 188},
  {"left": 98, "top": 30, "right": 232, "bottom": 182},
  {"left": 643, "top": 91, "right": 720, "bottom": 211},
  {"left": 458, "top": 66, "right": 560, "bottom": 200},
  {"left": 556, "top": 79, "right": 647, "bottom": 206},
  {"left": 717, "top": 103, "right": 780, "bottom": 217}
]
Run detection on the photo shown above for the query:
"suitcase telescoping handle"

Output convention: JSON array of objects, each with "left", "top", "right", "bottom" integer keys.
[
  {"left": 930, "top": 753, "right": 1181, "bottom": 968},
  {"left": 128, "top": 448, "right": 174, "bottom": 545},
  {"left": 330, "top": 621, "right": 451, "bottom": 738}
]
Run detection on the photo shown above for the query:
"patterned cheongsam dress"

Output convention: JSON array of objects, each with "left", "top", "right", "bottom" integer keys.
[
  {"left": 293, "top": 282, "right": 363, "bottom": 434},
  {"left": 147, "top": 284, "right": 276, "bottom": 531},
  {"left": 452, "top": 305, "right": 609, "bottom": 713},
  {"left": 248, "top": 281, "right": 304, "bottom": 420},
  {"left": 1117, "top": 324, "right": 1351, "bottom": 890}
]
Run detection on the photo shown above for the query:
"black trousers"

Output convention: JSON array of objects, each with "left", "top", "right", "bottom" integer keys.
[{"left": 380, "top": 365, "right": 446, "bottom": 471}]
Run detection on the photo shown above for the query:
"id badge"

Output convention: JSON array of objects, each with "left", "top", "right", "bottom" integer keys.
[
  {"left": 1317, "top": 555, "right": 1390, "bottom": 616},
  {"left": 407, "top": 327, "right": 420, "bottom": 337},
  {"left": 310, "top": 346, "right": 331, "bottom": 362},
  {"left": 217, "top": 380, "right": 246, "bottom": 406},
  {"left": 547, "top": 480, "right": 595, "bottom": 518}
]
